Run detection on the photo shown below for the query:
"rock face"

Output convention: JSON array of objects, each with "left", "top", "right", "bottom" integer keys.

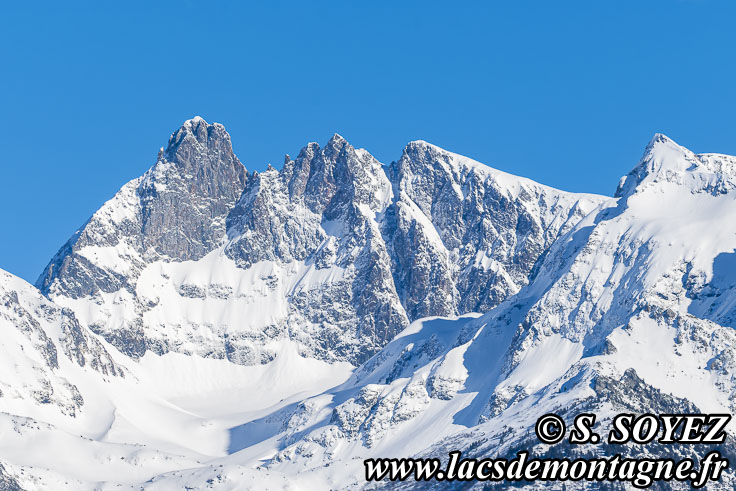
[
  {"left": 38, "top": 117, "right": 247, "bottom": 299},
  {"left": 37, "top": 117, "right": 247, "bottom": 359},
  {"left": 222, "top": 135, "right": 406, "bottom": 363},
  {"left": 0, "top": 269, "right": 123, "bottom": 419},
  {"left": 0, "top": 462, "right": 23, "bottom": 491},
  {"left": 386, "top": 141, "right": 599, "bottom": 318},
  {"left": 139, "top": 117, "right": 247, "bottom": 262},
  {"left": 37, "top": 118, "right": 603, "bottom": 365}
]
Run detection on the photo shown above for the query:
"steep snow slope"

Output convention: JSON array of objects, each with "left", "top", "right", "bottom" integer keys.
[
  {"left": 38, "top": 118, "right": 603, "bottom": 366},
  {"left": 0, "top": 268, "right": 353, "bottom": 489}
]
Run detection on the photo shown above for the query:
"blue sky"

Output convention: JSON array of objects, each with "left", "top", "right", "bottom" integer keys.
[{"left": 1, "top": 0, "right": 735, "bottom": 282}]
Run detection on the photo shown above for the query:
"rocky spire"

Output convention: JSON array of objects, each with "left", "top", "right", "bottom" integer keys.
[
  {"left": 37, "top": 118, "right": 249, "bottom": 299},
  {"left": 163, "top": 117, "right": 238, "bottom": 169},
  {"left": 138, "top": 117, "right": 247, "bottom": 261}
]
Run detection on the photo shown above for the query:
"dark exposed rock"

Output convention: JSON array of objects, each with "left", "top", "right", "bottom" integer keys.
[{"left": 0, "top": 462, "right": 23, "bottom": 491}]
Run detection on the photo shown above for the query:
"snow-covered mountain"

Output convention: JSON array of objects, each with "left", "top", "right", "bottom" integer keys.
[
  {"left": 3, "top": 120, "right": 736, "bottom": 489},
  {"left": 232, "top": 134, "right": 736, "bottom": 488},
  {"left": 37, "top": 117, "right": 602, "bottom": 366}
]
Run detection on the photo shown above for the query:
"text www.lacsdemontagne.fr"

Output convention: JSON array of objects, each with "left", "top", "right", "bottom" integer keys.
[{"left": 364, "top": 450, "right": 729, "bottom": 488}]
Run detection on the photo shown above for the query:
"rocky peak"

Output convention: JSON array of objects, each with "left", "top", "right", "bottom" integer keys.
[
  {"left": 226, "top": 133, "right": 392, "bottom": 268},
  {"left": 395, "top": 140, "right": 451, "bottom": 172},
  {"left": 402, "top": 139, "right": 437, "bottom": 156},
  {"left": 136, "top": 118, "right": 247, "bottom": 261},
  {"left": 322, "top": 133, "right": 348, "bottom": 158},
  {"left": 38, "top": 118, "right": 249, "bottom": 301},
  {"left": 163, "top": 116, "right": 235, "bottom": 165},
  {"left": 283, "top": 135, "right": 389, "bottom": 216},
  {"left": 388, "top": 140, "right": 464, "bottom": 221},
  {"left": 281, "top": 142, "right": 318, "bottom": 200},
  {"left": 152, "top": 116, "right": 245, "bottom": 187},
  {"left": 615, "top": 134, "right": 688, "bottom": 195},
  {"left": 38, "top": 124, "right": 604, "bottom": 369}
]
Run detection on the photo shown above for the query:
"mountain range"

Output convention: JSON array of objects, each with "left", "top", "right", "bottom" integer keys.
[{"left": 1, "top": 118, "right": 735, "bottom": 489}]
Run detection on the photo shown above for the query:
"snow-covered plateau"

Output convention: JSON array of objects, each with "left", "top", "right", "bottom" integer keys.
[{"left": 2, "top": 118, "right": 736, "bottom": 489}]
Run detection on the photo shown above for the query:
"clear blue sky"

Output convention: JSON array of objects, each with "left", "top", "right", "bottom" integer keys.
[{"left": 1, "top": 1, "right": 735, "bottom": 283}]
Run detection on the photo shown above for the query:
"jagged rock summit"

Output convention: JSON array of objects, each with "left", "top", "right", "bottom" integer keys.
[
  {"left": 37, "top": 117, "right": 604, "bottom": 365},
  {"left": 38, "top": 117, "right": 247, "bottom": 295}
]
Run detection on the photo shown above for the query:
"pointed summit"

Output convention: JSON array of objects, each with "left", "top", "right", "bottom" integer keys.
[
  {"left": 615, "top": 133, "right": 698, "bottom": 198},
  {"left": 404, "top": 139, "right": 439, "bottom": 151},
  {"left": 322, "top": 133, "right": 349, "bottom": 160},
  {"left": 134, "top": 118, "right": 247, "bottom": 260},
  {"left": 163, "top": 116, "right": 238, "bottom": 169},
  {"left": 646, "top": 132, "right": 677, "bottom": 148},
  {"left": 39, "top": 117, "right": 250, "bottom": 299},
  {"left": 145, "top": 117, "right": 247, "bottom": 205},
  {"left": 642, "top": 133, "right": 693, "bottom": 166},
  {"left": 390, "top": 139, "right": 473, "bottom": 199}
]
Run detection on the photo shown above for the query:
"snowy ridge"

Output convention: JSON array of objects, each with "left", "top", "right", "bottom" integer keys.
[
  {"left": 404, "top": 139, "right": 602, "bottom": 202},
  {"left": 617, "top": 133, "right": 736, "bottom": 198}
]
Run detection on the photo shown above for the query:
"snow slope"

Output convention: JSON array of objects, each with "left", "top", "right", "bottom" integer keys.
[{"left": 0, "top": 269, "right": 352, "bottom": 489}]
